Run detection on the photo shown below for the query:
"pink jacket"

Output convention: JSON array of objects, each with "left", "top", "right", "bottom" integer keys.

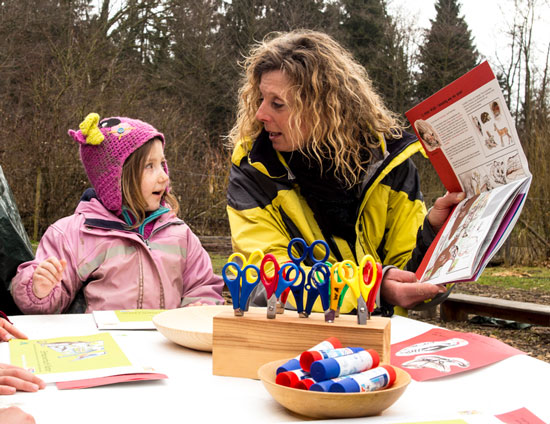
[{"left": 11, "top": 198, "right": 224, "bottom": 313}]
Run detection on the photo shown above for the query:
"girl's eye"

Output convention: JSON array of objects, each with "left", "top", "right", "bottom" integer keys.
[
  {"left": 272, "top": 101, "right": 284, "bottom": 109},
  {"left": 145, "top": 163, "right": 153, "bottom": 169}
]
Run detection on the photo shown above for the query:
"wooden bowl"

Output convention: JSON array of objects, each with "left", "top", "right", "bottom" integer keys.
[
  {"left": 152, "top": 305, "right": 232, "bottom": 351},
  {"left": 258, "top": 359, "right": 411, "bottom": 419}
]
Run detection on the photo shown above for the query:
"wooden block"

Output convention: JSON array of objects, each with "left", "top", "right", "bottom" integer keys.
[{"left": 212, "top": 308, "right": 391, "bottom": 379}]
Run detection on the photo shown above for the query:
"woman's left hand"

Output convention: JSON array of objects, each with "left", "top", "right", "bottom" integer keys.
[
  {"left": 380, "top": 268, "right": 447, "bottom": 309},
  {"left": 427, "top": 191, "right": 465, "bottom": 233}
]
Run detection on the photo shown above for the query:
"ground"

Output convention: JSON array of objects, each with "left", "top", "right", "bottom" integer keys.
[{"left": 409, "top": 282, "right": 550, "bottom": 363}]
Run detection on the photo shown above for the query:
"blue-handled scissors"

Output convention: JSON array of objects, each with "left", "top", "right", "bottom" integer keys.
[
  {"left": 337, "top": 255, "right": 378, "bottom": 324},
  {"left": 304, "top": 262, "right": 332, "bottom": 320},
  {"left": 260, "top": 254, "right": 300, "bottom": 319},
  {"left": 222, "top": 262, "right": 261, "bottom": 316},
  {"left": 287, "top": 238, "right": 330, "bottom": 317}
]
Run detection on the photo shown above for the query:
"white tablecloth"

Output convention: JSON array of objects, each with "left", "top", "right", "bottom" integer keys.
[{"left": 1, "top": 314, "right": 549, "bottom": 423}]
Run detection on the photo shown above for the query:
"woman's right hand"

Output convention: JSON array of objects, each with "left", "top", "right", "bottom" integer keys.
[{"left": 32, "top": 257, "right": 67, "bottom": 299}]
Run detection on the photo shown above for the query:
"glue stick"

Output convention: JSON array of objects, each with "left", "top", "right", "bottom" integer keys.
[
  {"left": 275, "top": 369, "right": 310, "bottom": 387},
  {"left": 276, "top": 336, "right": 342, "bottom": 374},
  {"left": 329, "top": 365, "right": 396, "bottom": 393},
  {"left": 300, "top": 347, "right": 364, "bottom": 372},
  {"left": 310, "top": 349, "right": 379, "bottom": 381},
  {"left": 292, "top": 378, "right": 316, "bottom": 390},
  {"left": 309, "top": 375, "right": 352, "bottom": 392}
]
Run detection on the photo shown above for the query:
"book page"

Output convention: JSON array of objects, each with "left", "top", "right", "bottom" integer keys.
[
  {"left": 419, "top": 178, "right": 527, "bottom": 285},
  {"left": 406, "top": 61, "right": 530, "bottom": 196}
]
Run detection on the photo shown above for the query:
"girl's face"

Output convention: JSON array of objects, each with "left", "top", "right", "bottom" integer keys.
[
  {"left": 255, "top": 70, "right": 308, "bottom": 152},
  {"left": 141, "top": 139, "right": 169, "bottom": 211}
]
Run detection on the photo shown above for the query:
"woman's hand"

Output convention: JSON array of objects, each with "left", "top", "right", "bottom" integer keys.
[
  {"left": 0, "top": 364, "right": 46, "bottom": 395},
  {"left": 427, "top": 191, "right": 465, "bottom": 233},
  {"left": 0, "top": 319, "right": 27, "bottom": 342},
  {"left": 32, "top": 257, "right": 67, "bottom": 299},
  {"left": 380, "top": 268, "right": 447, "bottom": 309}
]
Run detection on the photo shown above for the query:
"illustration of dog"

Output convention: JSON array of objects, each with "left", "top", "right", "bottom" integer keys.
[
  {"left": 493, "top": 124, "right": 512, "bottom": 146},
  {"left": 480, "top": 111, "right": 491, "bottom": 123}
]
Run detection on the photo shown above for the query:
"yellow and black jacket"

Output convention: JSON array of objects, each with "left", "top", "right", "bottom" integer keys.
[{"left": 226, "top": 130, "right": 436, "bottom": 316}]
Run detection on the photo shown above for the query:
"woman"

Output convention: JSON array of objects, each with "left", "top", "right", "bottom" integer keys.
[{"left": 226, "top": 30, "right": 463, "bottom": 316}]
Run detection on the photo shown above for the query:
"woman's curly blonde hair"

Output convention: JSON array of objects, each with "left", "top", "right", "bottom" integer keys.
[{"left": 229, "top": 29, "right": 403, "bottom": 187}]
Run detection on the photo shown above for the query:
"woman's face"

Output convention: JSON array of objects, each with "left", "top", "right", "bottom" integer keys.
[{"left": 255, "top": 70, "right": 307, "bottom": 152}]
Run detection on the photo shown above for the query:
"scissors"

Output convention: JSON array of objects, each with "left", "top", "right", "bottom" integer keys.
[
  {"left": 336, "top": 255, "right": 379, "bottom": 324},
  {"left": 326, "top": 262, "right": 348, "bottom": 323},
  {"left": 287, "top": 238, "right": 330, "bottom": 317},
  {"left": 260, "top": 254, "right": 301, "bottom": 319},
  {"left": 304, "top": 262, "right": 332, "bottom": 320},
  {"left": 221, "top": 262, "right": 261, "bottom": 316},
  {"left": 227, "top": 249, "right": 264, "bottom": 271}
]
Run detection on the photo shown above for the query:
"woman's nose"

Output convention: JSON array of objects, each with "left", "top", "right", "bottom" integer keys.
[{"left": 255, "top": 101, "right": 269, "bottom": 123}]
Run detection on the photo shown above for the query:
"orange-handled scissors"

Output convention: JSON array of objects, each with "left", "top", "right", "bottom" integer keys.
[{"left": 337, "top": 255, "right": 378, "bottom": 324}]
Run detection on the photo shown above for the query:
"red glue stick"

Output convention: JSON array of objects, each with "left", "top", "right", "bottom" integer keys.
[
  {"left": 292, "top": 378, "right": 316, "bottom": 390},
  {"left": 300, "top": 347, "right": 364, "bottom": 372},
  {"left": 276, "top": 337, "right": 342, "bottom": 374},
  {"left": 275, "top": 369, "right": 310, "bottom": 387}
]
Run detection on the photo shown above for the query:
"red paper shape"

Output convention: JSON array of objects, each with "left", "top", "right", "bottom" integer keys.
[
  {"left": 391, "top": 327, "right": 524, "bottom": 381},
  {"left": 56, "top": 373, "right": 167, "bottom": 390},
  {"left": 495, "top": 407, "right": 546, "bottom": 424}
]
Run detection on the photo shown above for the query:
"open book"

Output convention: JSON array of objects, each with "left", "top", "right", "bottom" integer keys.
[
  {"left": 9, "top": 333, "right": 167, "bottom": 389},
  {"left": 406, "top": 61, "right": 532, "bottom": 285}
]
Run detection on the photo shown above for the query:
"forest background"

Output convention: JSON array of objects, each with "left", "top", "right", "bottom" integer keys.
[{"left": 0, "top": 0, "right": 548, "bottom": 265}]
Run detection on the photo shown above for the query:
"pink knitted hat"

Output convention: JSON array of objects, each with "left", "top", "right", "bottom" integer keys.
[{"left": 68, "top": 113, "right": 167, "bottom": 214}]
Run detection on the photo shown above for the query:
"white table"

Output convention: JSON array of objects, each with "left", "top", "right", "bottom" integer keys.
[{"left": 1, "top": 314, "right": 549, "bottom": 423}]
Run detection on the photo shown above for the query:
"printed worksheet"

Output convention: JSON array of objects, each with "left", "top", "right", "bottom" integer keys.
[
  {"left": 9, "top": 333, "right": 165, "bottom": 385},
  {"left": 93, "top": 309, "right": 165, "bottom": 330}
]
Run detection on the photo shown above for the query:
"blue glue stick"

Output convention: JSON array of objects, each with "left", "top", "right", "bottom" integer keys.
[
  {"left": 310, "top": 349, "right": 379, "bottom": 381},
  {"left": 310, "top": 375, "right": 351, "bottom": 392},
  {"left": 275, "top": 369, "right": 310, "bottom": 387},
  {"left": 276, "top": 336, "right": 342, "bottom": 374},
  {"left": 300, "top": 347, "right": 364, "bottom": 372},
  {"left": 329, "top": 365, "right": 396, "bottom": 393}
]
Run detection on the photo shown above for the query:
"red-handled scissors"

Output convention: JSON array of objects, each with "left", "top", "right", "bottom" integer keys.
[{"left": 260, "top": 254, "right": 300, "bottom": 319}]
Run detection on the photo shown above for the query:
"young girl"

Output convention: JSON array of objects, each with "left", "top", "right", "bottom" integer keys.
[{"left": 11, "top": 113, "right": 224, "bottom": 313}]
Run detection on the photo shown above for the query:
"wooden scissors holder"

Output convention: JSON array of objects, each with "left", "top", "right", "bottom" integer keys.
[{"left": 212, "top": 308, "right": 391, "bottom": 379}]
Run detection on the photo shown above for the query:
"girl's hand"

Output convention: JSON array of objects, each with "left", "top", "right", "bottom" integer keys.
[
  {"left": 0, "top": 363, "right": 46, "bottom": 395},
  {"left": 32, "top": 257, "right": 67, "bottom": 299},
  {"left": 185, "top": 301, "right": 207, "bottom": 307},
  {"left": 0, "top": 319, "right": 27, "bottom": 342}
]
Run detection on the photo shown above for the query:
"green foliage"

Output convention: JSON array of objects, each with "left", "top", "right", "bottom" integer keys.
[
  {"left": 1, "top": 0, "right": 549, "bottom": 263},
  {"left": 476, "top": 266, "right": 550, "bottom": 292},
  {"left": 415, "top": 0, "right": 479, "bottom": 102}
]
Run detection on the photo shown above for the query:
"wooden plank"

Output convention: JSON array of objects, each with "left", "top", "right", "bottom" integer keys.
[
  {"left": 440, "top": 293, "right": 550, "bottom": 326},
  {"left": 212, "top": 309, "right": 391, "bottom": 379}
]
